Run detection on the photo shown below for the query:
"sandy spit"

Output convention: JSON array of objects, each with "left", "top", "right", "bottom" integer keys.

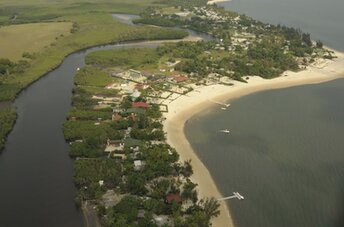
[{"left": 163, "top": 49, "right": 344, "bottom": 227}]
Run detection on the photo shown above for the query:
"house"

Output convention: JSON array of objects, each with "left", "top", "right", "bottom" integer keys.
[
  {"left": 132, "top": 102, "right": 150, "bottom": 108},
  {"left": 129, "top": 69, "right": 142, "bottom": 78},
  {"left": 137, "top": 209, "right": 146, "bottom": 218},
  {"left": 130, "top": 89, "right": 141, "bottom": 101},
  {"left": 135, "top": 83, "right": 150, "bottom": 90},
  {"left": 172, "top": 75, "right": 188, "bottom": 83},
  {"left": 165, "top": 193, "right": 182, "bottom": 204},
  {"left": 134, "top": 160, "right": 145, "bottom": 171},
  {"left": 105, "top": 139, "right": 124, "bottom": 152},
  {"left": 113, "top": 107, "right": 124, "bottom": 113}
]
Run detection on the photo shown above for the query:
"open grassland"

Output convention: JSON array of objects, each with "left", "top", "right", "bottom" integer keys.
[
  {"left": 86, "top": 48, "right": 159, "bottom": 70},
  {"left": 75, "top": 66, "right": 114, "bottom": 87},
  {"left": 0, "top": 22, "right": 72, "bottom": 61},
  {"left": 0, "top": 0, "right": 160, "bottom": 24},
  {"left": 0, "top": 12, "right": 187, "bottom": 101}
]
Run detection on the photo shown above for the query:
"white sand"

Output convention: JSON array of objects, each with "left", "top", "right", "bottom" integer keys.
[
  {"left": 207, "top": 0, "right": 232, "bottom": 5},
  {"left": 163, "top": 49, "right": 344, "bottom": 227}
]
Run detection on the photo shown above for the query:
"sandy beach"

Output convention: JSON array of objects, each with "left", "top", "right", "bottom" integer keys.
[
  {"left": 207, "top": 0, "right": 231, "bottom": 5},
  {"left": 163, "top": 49, "right": 344, "bottom": 227}
]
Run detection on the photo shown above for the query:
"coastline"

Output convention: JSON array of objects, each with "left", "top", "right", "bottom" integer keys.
[
  {"left": 163, "top": 49, "right": 344, "bottom": 227},
  {"left": 207, "top": 0, "right": 232, "bottom": 5}
]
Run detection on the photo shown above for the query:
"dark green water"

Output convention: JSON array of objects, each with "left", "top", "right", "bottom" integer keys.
[
  {"left": 185, "top": 79, "right": 344, "bottom": 227},
  {"left": 185, "top": 1, "right": 344, "bottom": 226}
]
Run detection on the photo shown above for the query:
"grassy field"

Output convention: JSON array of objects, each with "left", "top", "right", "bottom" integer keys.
[
  {"left": 0, "top": 0, "right": 161, "bottom": 24},
  {"left": 86, "top": 48, "right": 160, "bottom": 70},
  {"left": 75, "top": 66, "right": 114, "bottom": 87},
  {"left": 0, "top": 12, "right": 187, "bottom": 101},
  {"left": 0, "top": 22, "right": 72, "bottom": 61}
]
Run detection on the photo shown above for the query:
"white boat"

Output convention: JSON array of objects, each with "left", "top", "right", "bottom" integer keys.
[
  {"left": 221, "top": 107, "right": 226, "bottom": 110},
  {"left": 233, "top": 192, "right": 244, "bottom": 200},
  {"left": 220, "top": 129, "right": 230, "bottom": 133},
  {"left": 225, "top": 103, "right": 231, "bottom": 107},
  {"left": 77, "top": 67, "right": 80, "bottom": 71}
]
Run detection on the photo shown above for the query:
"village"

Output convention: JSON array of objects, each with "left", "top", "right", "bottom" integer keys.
[
  {"left": 64, "top": 2, "right": 337, "bottom": 225},
  {"left": 66, "top": 59, "right": 223, "bottom": 225}
]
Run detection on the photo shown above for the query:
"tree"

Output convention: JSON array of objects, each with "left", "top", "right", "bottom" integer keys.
[
  {"left": 316, "top": 40, "right": 323, "bottom": 48},
  {"left": 200, "top": 198, "right": 221, "bottom": 220},
  {"left": 181, "top": 160, "right": 193, "bottom": 177},
  {"left": 120, "top": 96, "right": 132, "bottom": 109},
  {"left": 151, "top": 179, "right": 171, "bottom": 199},
  {"left": 302, "top": 33, "right": 312, "bottom": 47},
  {"left": 107, "top": 195, "right": 141, "bottom": 225},
  {"left": 181, "top": 179, "right": 198, "bottom": 203}
]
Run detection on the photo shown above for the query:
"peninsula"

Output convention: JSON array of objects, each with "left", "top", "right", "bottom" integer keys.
[
  {"left": 63, "top": 0, "right": 344, "bottom": 226},
  {"left": 0, "top": 0, "right": 343, "bottom": 226}
]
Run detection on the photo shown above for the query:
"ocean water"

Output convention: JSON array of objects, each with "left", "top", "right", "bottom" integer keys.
[
  {"left": 185, "top": 0, "right": 344, "bottom": 226},
  {"left": 219, "top": 0, "right": 344, "bottom": 51}
]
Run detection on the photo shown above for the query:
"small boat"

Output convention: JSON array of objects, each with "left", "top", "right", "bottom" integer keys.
[
  {"left": 233, "top": 192, "right": 244, "bottom": 200},
  {"left": 221, "top": 107, "right": 226, "bottom": 110},
  {"left": 225, "top": 103, "right": 231, "bottom": 108},
  {"left": 220, "top": 129, "right": 230, "bottom": 133},
  {"left": 77, "top": 67, "right": 80, "bottom": 71}
]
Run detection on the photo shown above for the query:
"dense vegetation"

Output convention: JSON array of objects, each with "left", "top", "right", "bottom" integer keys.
[
  {"left": 64, "top": 54, "right": 222, "bottom": 225},
  {"left": 0, "top": 107, "right": 17, "bottom": 151},
  {"left": 134, "top": 4, "right": 333, "bottom": 80}
]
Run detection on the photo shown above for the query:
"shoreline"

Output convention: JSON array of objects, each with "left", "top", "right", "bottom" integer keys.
[
  {"left": 207, "top": 0, "right": 232, "bottom": 5},
  {"left": 163, "top": 49, "right": 344, "bottom": 227}
]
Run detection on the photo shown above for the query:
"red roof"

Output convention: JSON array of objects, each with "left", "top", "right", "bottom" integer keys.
[
  {"left": 165, "top": 193, "right": 182, "bottom": 204},
  {"left": 173, "top": 75, "right": 188, "bottom": 83},
  {"left": 132, "top": 102, "right": 150, "bottom": 108}
]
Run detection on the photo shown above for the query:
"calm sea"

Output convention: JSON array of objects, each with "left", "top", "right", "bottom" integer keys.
[{"left": 185, "top": 0, "right": 344, "bottom": 226}]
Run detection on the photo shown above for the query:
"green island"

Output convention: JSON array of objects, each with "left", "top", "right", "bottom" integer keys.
[{"left": 0, "top": 0, "right": 337, "bottom": 225}]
